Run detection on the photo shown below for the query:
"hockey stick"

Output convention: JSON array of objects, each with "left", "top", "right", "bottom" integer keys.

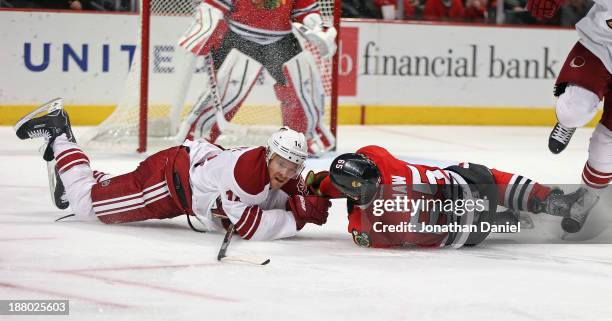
[
  {"left": 176, "top": 52, "right": 269, "bottom": 144},
  {"left": 203, "top": 52, "right": 233, "bottom": 132},
  {"left": 217, "top": 224, "right": 271, "bottom": 265}
]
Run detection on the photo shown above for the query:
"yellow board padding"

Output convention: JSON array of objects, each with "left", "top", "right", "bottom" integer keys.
[
  {"left": 338, "top": 105, "right": 603, "bottom": 127},
  {"left": 0, "top": 104, "right": 603, "bottom": 127},
  {"left": 1, "top": 105, "right": 115, "bottom": 126}
]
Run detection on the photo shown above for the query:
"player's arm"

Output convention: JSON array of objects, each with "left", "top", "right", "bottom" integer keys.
[
  {"left": 178, "top": 0, "right": 231, "bottom": 55},
  {"left": 291, "top": 0, "right": 337, "bottom": 58},
  {"left": 219, "top": 191, "right": 331, "bottom": 240}
]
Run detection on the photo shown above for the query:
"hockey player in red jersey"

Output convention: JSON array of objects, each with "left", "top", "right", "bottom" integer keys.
[
  {"left": 312, "top": 145, "right": 598, "bottom": 248},
  {"left": 15, "top": 98, "right": 332, "bottom": 241},
  {"left": 527, "top": 0, "right": 610, "bottom": 232},
  {"left": 176, "top": 0, "right": 337, "bottom": 156}
]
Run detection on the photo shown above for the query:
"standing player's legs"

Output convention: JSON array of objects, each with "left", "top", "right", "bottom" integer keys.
[
  {"left": 550, "top": 41, "right": 610, "bottom": 154},
  {"left": 262, "top": 35, "right": 335, "bottom": 155},
  {"left": 561, "top": 107, "right": 611, "bottom": 232},
  {"left": 551, "top": 42, "right": 612, "bottom": 232},
  {"left": 580, "top": 91, "right": 612, "bottom": 193},
  {"left": 582, "top": 94, "right": 612, "bottom": 192}
]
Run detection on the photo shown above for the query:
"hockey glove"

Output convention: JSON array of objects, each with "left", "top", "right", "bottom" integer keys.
[
  {"left": 292, "top": 14, "right": 337, "bottom": 59},
  {"left": 526, "top": 0, "right": 564, "bottom": 20},
  {"left": 305, "top": 170, "right": 330, "bottom": 195},
  {"left": 286, "top": 195, "right": 331, "bottom": 229}
]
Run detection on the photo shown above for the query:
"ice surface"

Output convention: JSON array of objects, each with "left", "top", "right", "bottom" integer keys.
[{"left": 1, "top": 125, "right": 611, "bottom": 321}]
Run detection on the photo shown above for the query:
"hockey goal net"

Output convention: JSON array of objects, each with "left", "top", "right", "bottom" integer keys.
[{"left": 85, "top": 0, "right": 339, "bottom": 153}]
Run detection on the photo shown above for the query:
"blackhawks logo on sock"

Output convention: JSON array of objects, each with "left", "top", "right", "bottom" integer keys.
[{"left": 252, "top": 0, "right": 286, "bottom": 10}]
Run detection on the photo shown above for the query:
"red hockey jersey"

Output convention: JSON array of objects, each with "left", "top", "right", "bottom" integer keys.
[
  {"left": 320, "top": 145, "right": 551, "bottom": 248},
  {"left": 205, "top": 0, "right": 321, "bottom": 44}
]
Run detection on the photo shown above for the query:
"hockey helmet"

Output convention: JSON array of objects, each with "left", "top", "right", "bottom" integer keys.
[
  {"left": 330, "top": 153, "right": 381, "bottom": 205},
  {"left": 267, "top": 127, "right": 308, "bottom": 176}
]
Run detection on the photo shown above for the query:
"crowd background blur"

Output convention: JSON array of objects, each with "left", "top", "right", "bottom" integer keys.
[
  {"left": 343, "top": 0, "right": 593, "bottom": 25},
  {"left": 0, "top": 0, "right": 595, "bottom": 26}
]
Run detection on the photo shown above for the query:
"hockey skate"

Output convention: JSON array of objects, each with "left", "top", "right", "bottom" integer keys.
[
  {"left": 532, "top": 188, "right": 599, "bottom": 227},
  {"left": 15, "top": 98, "right": 75, "bottom": 209},
  {"left": 561, "top": 187, "right": 600, "bottom": 233},
  {"left": 548, "top": 122, "right": 576, "bottom": 154},
  {"left": 492, "top": 209, "right": 535, "bottom": 230}
]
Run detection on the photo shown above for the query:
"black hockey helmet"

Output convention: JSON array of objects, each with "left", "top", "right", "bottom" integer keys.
[{"left": 329, "top": 153, "right": 381, "bottom": 205}]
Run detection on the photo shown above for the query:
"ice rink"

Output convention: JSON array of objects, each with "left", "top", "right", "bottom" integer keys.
[{"left": 1, "top": 125, "right": 612, "bottom": 321}]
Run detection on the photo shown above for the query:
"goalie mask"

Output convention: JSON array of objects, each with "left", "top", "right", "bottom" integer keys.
[
  {"left": 330, "top": 153, "right": 381, "bottom": 206},
  {"left": 267, "top": 127, "right": 308, "bottom": 178}
]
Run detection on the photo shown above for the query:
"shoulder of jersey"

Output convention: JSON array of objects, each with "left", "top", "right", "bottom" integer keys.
[
  {"left": 233, "top": 146, "right": 270, "bottom": 196},
  {"left": 356, "top": 145, "right": 394, "bottom": 161}
]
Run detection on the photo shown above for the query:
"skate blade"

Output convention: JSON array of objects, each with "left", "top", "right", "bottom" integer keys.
[{"left": 13, "top": 97, "right": 64, "bottom": 132}]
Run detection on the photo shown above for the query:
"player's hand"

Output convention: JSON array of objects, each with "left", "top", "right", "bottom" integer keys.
[
  {"left": 286, "top": 195, "right": 331, "bottom": 229},
  {"left": 526, "top": 0, "right": 564, "bottom": 20},
  {"left": 305, "top": 170, "right": 329, "bottom": 195},
  {"left": 292, "top": 23, "right": 337, "bottom": 59}
]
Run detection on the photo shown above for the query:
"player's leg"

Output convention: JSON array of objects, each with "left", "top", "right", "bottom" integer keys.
[
  {"left": 15, "top": 99, "right": 186, "bottom": 224},
  {"left": 197, "top": 48, "right": 263, "bottom": 142},
  {"left": 90, "top": 148, "right": 186, "bottom": 224},
  {"left": 550, "top": 42, "right": 610, "bottom": 154},
  {"left": 263, "top": 35, "right": 335, "bottom": 155},
  {"left": 447, "top": 163, "right": 598, "bottom": 229},
  {"left": 178, "top": 42, "right": 263, "bottom": 142},
  {"left": 15, "top": 98, "right": 97, "bottom": 220},
  {"left": 563, "top": 93, "right": 612, "bottom": 232}
]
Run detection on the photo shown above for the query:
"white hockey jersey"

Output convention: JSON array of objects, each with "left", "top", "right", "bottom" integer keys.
[
  {"left": 183, "top": 139, "right": 302, "bottom": 241},
  {"left": 576, "top": 0, "right": 612, "bottom": 74}
]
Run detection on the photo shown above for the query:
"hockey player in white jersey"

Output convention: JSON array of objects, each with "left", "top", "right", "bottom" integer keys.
[
  {"left": 176, "top": 0, "right": 337, "bottom": 156},
  {"left": 527, "top": 0, "right": 610, "bottom": 233},
  {"left": 15, "top": 98, "right": 332, "bottom": 241}
]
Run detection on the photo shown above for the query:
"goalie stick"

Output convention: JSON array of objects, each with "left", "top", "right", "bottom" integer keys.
[
  {"left": 175, "top": 52, "right": 275, "bottom": 145},
  {"left": 217, "top": 224, "right": 271, "bottom": 265}
]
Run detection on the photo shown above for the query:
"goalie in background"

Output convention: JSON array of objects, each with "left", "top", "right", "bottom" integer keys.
[
  {"left": 311, "top": 145, "right": 600, "bottom": 248},
  {"left": 15, "top": 98, "right": 332, "bottom": 241},
  {"left": 176, "top": 0, "right": 337, "bottom": 156}
]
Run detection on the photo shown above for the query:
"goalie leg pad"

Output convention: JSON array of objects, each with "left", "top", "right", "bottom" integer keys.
[
  {"left": 181, "top": 49, "right": 262, "bottom": 141},
  {"left": 178, "top": 2, "right": 228, "bottom": 56},
  {"left": 276, "top": 51, "right": 335, "bottom": 154},
  {"left": 555, "top": 84, "right": 601, "bottom": 128}
]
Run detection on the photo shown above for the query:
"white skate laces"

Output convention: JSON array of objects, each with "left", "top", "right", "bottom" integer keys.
[
  {"left": 550, "top": 123, "right": 576, "bottom": 146},
  {"left": 27, "top": 128, "right": 52, "bottom": 140}
]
